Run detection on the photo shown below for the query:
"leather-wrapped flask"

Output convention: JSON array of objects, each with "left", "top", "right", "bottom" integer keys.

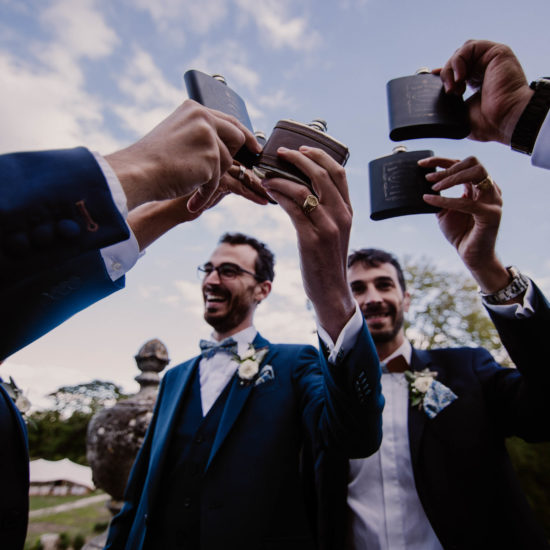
[
  {"left": 368, "top": 146, "right": 440, "bottom": 220},
  {"left": 387, "top": 68, "right": 470, "bottom": 141},
  {"left": 254, "top": 119, "right": 349, "bottom": 192},
  {"left": 184, "top": 69, "right": 260, "bottom": 167}
]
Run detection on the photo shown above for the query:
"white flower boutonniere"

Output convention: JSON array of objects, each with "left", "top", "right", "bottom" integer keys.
[
  {"left": 234, "top": 345, "right": 269, "bottom": 386},
  {"left": 404, "top": 368, "right": 458, "bottom": 419},
  {"left": 404, "top": 368, "right": 438, "bottom": 409}
]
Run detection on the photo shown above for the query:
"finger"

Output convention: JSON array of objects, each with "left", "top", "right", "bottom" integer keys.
[
  {"left": 207, "top": 107, "right": 262, "bottom": 154},
  {"left": 425, "top": 156, "right": 488, "bottom": 190},
  {"left": 220, "top": 170, "right": 269, "bottom": 205},
  {"left": 274, "top": 147, "right": 349, "bottom": 206},
  {"left": 423, "top": 193, "right": 499, "bottom": 216},
  {"left": 418, "top": 156, "right": 460, "bottom": 169}
]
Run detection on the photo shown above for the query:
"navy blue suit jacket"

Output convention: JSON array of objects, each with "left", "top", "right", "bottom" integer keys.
[
  {"left": 0, "top": 147, "right": 129, "bottom": 549},
  {"left": 321, "top": 284, "right": 550, "bottom": 550},
  {"left": 105, "top": 327, "right": 383, "bottom": 550}
]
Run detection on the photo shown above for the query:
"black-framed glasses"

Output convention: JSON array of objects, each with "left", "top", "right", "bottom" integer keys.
[{"left": 197, "top": 262, "right": 260, "bottom": 281}]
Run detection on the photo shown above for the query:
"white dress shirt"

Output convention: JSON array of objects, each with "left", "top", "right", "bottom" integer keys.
[
  {"left": 347, "top": 340, "right": 443, "bottom": 550},
  {"left": 532, "top": 110, "right": 550, "bottom": 170},
  {"left": 92, "top": 152, "right": 141, "bottom": 281}
]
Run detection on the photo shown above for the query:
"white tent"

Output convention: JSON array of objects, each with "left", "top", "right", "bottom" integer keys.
[{"left": 29, "top": 458, "right": 95, "bottom": 495}]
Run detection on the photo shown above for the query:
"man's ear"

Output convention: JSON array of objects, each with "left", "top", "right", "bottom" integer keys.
[
  {"left": 255, "top": 280, "right": 272, "bottom": 303},
  {"left": 403, "top": 291, "right": 411, "bottom": 313}
]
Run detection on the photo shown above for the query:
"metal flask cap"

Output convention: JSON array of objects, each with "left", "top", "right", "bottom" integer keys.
[
  {"left": 392, "top": 145, "right": 408, "bottom": 154},
  {"left": 308, "top": 119, "right": 328, "bottom": 132},
  {"left": 211, "top": 74, "right": 227, "bottom": 85},
  {"left": 415, "top": 67, "right": 431, "bottom": 75}
]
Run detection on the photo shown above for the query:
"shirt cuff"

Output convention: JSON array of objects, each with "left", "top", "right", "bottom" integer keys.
[
  {"left": 317, "top": 303, "right": 363, "bottom": 364},
  {"left": 483, "top": 278, "right": 535, "bottom": 319},
  {"left": 92, "top": 151, "right": 129, "bottom": 218},
  {"left": 100, "top": 230, "right": 143, "bottom": 281},
  {"left": 531, "top": 111, "right": 550, "bottom": 169},
  {"left": 92, "top": 151, "right": 142, "bottom": 281}
]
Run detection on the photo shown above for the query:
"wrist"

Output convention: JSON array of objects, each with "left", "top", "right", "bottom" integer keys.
[
  {"left": 502, "top": 86, "right": 534, "bottom": 145},
  {"left": 479, "top": 266, "right": 529, "bottom": 305}
]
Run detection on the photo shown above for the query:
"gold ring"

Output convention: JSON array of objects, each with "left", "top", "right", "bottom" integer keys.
[
  {"left": 475, "top": 175, "right": 494, "bottom": 191},
  {"left": 238, "top": 164, "right": 247, "bottom": 181},
  {"left": 302, "top": 194, "right": 319, "bottom": 215}
]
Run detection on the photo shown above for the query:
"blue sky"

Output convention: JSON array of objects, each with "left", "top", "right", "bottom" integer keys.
[{"left": 2, "top": 0, "right": 550, "bottom": 407}]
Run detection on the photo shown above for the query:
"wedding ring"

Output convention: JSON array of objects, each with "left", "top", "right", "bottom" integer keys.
[
  {"left": 238, "top": 164, "right": 247, "bottom": 181},
  {"left": 302, "top": 194, "right": 319, "bottom": 215},
  {"left": 474, "top": 175, "right": 494, "bottom": 191}
]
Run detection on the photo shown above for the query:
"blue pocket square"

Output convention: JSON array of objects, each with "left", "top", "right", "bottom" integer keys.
[
  {"left": 423, "top": 380, "right": 457, "bottom": 419},
  {"left": 254, "top": 365, "right": 274, "bottom": 387}
]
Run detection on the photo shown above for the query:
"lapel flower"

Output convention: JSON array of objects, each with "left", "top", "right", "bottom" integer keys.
[
  {"left": 1, "top": 376, "right": 31, "bottom": 417},
  {"left": 233, "top": 345, "right": 269, "bottom": 386},
  {"left": 404, "top": 368, "right": 458, "bottom": 419},
  {"left": 404, "top": 368, "right": 438, "bottom": 409}
]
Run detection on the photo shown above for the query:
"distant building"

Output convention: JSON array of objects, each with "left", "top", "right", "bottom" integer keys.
[{"left": 29, "top": 458, "right": 95, "bottom": 496}]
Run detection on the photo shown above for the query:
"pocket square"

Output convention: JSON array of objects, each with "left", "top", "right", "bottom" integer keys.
[
  {"left": 423, "top": 380, "right": 457, "bottom": 419},
  {"left": 254, "top": 365, "right": 274, "bottom": 387}
]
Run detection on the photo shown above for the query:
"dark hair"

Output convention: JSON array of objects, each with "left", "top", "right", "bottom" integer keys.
[
  {"left": 347, "top": 248, "right": 406, "bottom": 292},
  {"left": 219, "top": 232, "right": 275, "bottom": 282}
]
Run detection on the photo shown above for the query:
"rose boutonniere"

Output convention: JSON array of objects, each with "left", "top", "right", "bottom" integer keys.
[
  {"left": 404, "top": 368, "right": 458, "bottom": 419},
  {"left": 1, "top": 376, "right": 31, "bottom": 417},
  {"left": 233, "top": 345, "right": 269, "bottom": 386},
  {"left": 404, "top": 368, "right": 438, "bottom": 409}
]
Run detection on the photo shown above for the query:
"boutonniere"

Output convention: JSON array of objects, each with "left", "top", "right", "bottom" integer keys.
[
  {"left": 233, "top": 345, "right": 269, "bottom": 386},
  {"left": 404, "top": 369, "right": 457, "bottom": 419},
  {"left": 1, "top": 376, "right": 31, "bottom": 418}
]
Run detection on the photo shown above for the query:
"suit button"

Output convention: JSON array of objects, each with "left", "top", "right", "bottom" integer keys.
[
  {"left": 31, "top": 224, "right": 54, "bottom": 247},
  {"left": 5, "top": 232, "right": 31, "bottom": 257},
  {"left": 195, "top": 435, "right": 204, "bottom": 444},
  {"left": 57, "top": 219, "right": 81, "bottom": 240},
  {"left": 183, "top": 497, "right": 191, "bottom": 508}
]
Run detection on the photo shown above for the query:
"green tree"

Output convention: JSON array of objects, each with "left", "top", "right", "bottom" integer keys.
[
  {"left": 403, "top": 256, "right": 511, "bottom": 365},
  {"left": 27, "top": 380, "right": 129, "bottom": 465}
]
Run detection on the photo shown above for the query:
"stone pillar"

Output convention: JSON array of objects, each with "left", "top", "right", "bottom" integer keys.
[{"left": 83, "top": 339, "right": 169, "bottom": 549}]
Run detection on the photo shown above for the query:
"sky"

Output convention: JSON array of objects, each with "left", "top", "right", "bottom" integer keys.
[{"left": 2, "top": 0, "right": 550, "bottom": 409}]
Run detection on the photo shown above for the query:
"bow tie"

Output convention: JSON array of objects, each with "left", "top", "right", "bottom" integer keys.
[
  {"left": 381, "top": 354, "right": 408, "bottom": 374},
  {"left": 199, "top": 338, "right": 238, "bottom": 359}
]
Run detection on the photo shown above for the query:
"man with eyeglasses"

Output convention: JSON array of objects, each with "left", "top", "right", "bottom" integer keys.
[{"left": 105, "top": 146, "right": 384, "bottom": 550}]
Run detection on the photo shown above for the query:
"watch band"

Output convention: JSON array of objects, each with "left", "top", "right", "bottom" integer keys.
[
  {"left": 480, "top": 266, "right": 529, "bottom": 305},
  {"left": 511, "top": 78, "right": 550, "bottom": 155}
]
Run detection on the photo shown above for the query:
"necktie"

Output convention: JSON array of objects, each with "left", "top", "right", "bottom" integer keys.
[
  {"left": 381, "top": 354, "right": 408, "bottom": 374},
  {"left": 199, "top": 338, "right": 238, "bottom": 360}
]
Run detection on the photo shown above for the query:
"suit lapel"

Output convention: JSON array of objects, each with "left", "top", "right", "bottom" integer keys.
[{"left": 205, "top": 333, "right": 273, "bottom": 472}]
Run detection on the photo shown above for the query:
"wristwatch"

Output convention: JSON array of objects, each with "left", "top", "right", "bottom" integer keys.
[
  {"left": 511, "top": 77, "right": 550, "bottom": 155},
  {"left": 479, "top": 266, "right": 529, "bottom": 305}
]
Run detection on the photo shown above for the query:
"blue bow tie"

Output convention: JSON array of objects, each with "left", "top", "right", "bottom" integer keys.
[{"left": 199, "top": 338, "right": 238, "bottom": 359}]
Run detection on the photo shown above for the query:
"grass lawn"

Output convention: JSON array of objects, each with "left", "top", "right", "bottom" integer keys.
[{"left": 25, "top": 492, "right": 111, "bottom": 550}]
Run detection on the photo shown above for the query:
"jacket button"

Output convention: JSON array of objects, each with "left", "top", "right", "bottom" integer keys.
[{"left": 57, "top": 219, "right": 81, "bottom": 240}]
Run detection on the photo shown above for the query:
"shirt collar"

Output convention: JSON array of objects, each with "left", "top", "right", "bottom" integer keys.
[
  {"left": 208, "top": 326, "right": 257, "bottom": 356},
  {"left": 382, "top": 339, "right": 412, "bottom": 367}
]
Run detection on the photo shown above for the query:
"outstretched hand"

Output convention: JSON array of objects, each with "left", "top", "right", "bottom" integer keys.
[
  {"left": 420, "top": 155, "right": 510, "bottom": 293},
  {"left": 437, "top": 40, "right": 533, "bottom": 144}
]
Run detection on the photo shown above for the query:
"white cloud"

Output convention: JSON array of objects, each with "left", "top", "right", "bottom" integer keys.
[
  {"left": 235, "top": 0, "right": 320, "bottom": 52},
  {"left": 131, "top": 0, "right": 228, "bottom": 39}
]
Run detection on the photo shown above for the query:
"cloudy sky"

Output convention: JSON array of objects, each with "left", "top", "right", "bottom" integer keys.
[{"left": 2, "top": 0, "right": 550, "bottom": 408}]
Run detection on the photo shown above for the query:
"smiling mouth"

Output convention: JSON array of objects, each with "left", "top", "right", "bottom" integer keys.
[{"left": 364, "top": 311, "right": 391, "bottom": 324}]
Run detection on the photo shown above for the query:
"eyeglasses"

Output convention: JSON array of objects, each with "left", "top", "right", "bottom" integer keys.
[{"left": 197, "top": 262, "right": 260, "bottom": 281}]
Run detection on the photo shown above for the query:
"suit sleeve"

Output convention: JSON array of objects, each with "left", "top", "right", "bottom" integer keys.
[
  {"left": 477, "top": 282, "right": 550, "bottom": 441},
  {"left": 295, "top": 320, "right": 384, "bottom": 460},
  {"left": 0, "top": 147, "right": 130, "bottom": 358}
]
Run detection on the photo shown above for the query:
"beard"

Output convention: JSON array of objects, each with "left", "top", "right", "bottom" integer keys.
[
  {"left": 364, "top": 303, "right": 405, "bottom": 344},
  {"left": 203, "top": 286, "right": 255, "bottom": 334}
]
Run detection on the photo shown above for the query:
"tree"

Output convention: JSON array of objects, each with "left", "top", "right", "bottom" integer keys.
[
  {"left": 27, "top": 380, "right": 129, "bottom": 465},
  {"left": 403, "top": 256, "right": 511, "bottom": 365}
]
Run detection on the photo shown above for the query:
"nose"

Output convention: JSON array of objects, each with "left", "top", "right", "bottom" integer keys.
[
  {"left": 203, "top": 268, "right": 221, "bottom": 285},
  {"left": 361, "top": 285, "right": 383, "bottom": 307}
]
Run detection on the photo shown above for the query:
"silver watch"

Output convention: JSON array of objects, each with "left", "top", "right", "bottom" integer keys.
[{"left": 480, "top": 266, "right": 529, "bottom": 305}]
